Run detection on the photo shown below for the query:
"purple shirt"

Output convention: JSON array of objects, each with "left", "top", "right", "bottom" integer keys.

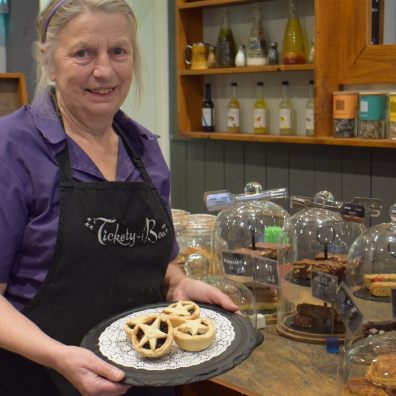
[{"left": 0, "top": 93, "right": 178, "bottom": 310}]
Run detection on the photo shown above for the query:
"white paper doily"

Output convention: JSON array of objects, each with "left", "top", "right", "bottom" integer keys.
[{"left": 98, "top": 307, "right": 235, "bottom": 370}]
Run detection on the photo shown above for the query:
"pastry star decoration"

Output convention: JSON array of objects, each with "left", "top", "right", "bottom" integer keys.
[
  {"left": 177, "top": 318, "right": 208, "bottom": 336},
  {"left": 166, "top": 301, "right": 196, "bottom": 316},
  {"left": 137, "top": 315, "right": 168, "bottom": 350}
]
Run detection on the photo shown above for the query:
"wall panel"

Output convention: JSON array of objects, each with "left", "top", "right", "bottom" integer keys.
[{"left": 171, "top": 139, "right": 395, "bottom": 226}]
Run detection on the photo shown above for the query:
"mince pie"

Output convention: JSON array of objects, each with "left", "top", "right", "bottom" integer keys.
[
  {"left": 173, "top": 317, "right": 216, "bottom": 352},
  {"left": 162, "top": 300, "right": 200, "bottom": 326},
  {"left": 130, "top": 314, "right": 173, "bottom": 358},
  {"left": 123, "top": 316, "right": 147, "bottom": 342}
]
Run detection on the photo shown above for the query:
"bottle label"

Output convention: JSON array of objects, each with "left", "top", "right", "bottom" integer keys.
[
  {"left": 254, "top": 108, "right": 266, "bottom": 128},
  {"left": 202, "top": 108, "right": 214, "bottom": 128},
  {"left": 227, "top": 108, "right": 240, "bottom": 128},
  {"left": 359, "top": 94, "right": 386, "bottom": 121},
  {"left": 305, "top": 108, "right": 314, "bottom": 130},
  {"left": 389, "top": 95, "right": 396, "bottom": 122},
  {"left": 333, "top": 93, "right": 358, "bottom": 119},
  {"left": 279, "top": 109, "right": 291, "bottom": 129}
]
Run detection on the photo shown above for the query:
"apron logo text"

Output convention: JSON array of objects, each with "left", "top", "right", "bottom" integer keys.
[{"left": 84, "top": 217, "right": 169, "bottom": 247}]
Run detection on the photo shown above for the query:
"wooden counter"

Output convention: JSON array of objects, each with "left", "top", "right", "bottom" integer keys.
[{"left": 177, "top": 325, "right": 342, "bottom": 396}]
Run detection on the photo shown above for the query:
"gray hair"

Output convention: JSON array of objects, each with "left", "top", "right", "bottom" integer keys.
[{"left": 33, "top": 0, "right": 142, "bottom": 105}]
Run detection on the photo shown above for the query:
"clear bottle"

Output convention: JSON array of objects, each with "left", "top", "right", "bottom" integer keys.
[
  {"left": 282, "top": 0, "right": 306, "bottom": 65},
  {"left": 227, "top": 82, "right": 240, "bottom": 133},
  {"left": 246, "top": 6, "right": 267, "bottom": 66},
  {"left": 267, "top": 42, "right": 279, "bottom": 65},
  {"left": 254, "top": 82, "right": 268, "bottom": 134},
  {"left": 279, "top": 81, "right": 295, "bottom": 135},
  {"left": 305, "top": 80, "right": 314, "bottom": 136},
  {"left": 202, "top": 83, "right": 215, "bottom": 132},
  {"left": 216, "top": 10, "right": 236, "bottom": 68},
  {"left": 235, "top": 44, "right": 247, "bottom": 67}
]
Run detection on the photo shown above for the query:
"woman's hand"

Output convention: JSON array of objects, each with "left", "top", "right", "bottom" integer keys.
[
  {"left": 53, "top": 345, "right": 131, "bottom": 396},
  {"left": 164, "top": 261, "right": 239, "bottom": 312}
]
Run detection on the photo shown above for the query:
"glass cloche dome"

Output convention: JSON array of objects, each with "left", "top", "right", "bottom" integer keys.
[
  {"left": 210, "top": 182, "right": 296, "bottom": 325},
  {"left": 344, "top": 203, "right": 396, "bottom": 350},
  {"left": 338, "top": 331, "right": 396, "bottom": 395},
  {"left": 276, "top": 191, "right": 367, "bottom": 343}
]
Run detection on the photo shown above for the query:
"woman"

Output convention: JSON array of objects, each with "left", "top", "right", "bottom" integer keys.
[{"left": 0, "top": 1, "right": 237, "bottom": 395}]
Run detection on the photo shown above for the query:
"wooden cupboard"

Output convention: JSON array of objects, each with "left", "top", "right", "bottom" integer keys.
[{"left": 175, "top": 0, "right": 396, "bottom": 148}]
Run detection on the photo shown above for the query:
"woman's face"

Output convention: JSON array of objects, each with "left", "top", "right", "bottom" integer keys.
[{"left": 48, "top": 10, "right": 133, "bottom": 123}]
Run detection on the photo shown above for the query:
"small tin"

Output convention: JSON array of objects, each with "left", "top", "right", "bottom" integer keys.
[
  {"left": 388, "top": 91, "right": 396, "bottom": 140},
  {"left": 333, "top": 91, "right": 358, "bottom": 137},
  {"left": 358, "top": 91, "right": 386, "bottom": 139}
]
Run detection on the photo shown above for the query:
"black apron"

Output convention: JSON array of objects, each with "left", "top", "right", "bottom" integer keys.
[{"left": 0, "top": 124, "right": 175, "bottom": 396}]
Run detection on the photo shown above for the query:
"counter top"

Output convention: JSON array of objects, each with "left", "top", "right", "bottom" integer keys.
[{"left": 216, "top": 325, "right": 342, "bottom": 396}]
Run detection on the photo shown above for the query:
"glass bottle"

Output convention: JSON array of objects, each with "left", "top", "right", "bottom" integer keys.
[
  {"left": 305, "top": 80, "right": 314, "bottom": 136},
  {"left": 282, "top": 0, "right": 306, "bottom": 65},
  {"left": 235, "top": 45, "right": 247, "bottom": 67},
  {"left": 254, "top": 82, "right": 268, "bottom": 134},
  {"left": 216, "top": 10, "right": 236, "bottom": 68},
  {"left": 268, "top": 42, "right": 279, "bottom": 65},
  {"left": 246, "top": 6, "right": 267, "bottom": 66},
  {"left": 279, "top": 81, "right": 294, "bottom": 135},
  {"left": 227, "top": 82, "right": 240, "bottom": 133},
  {"left": 202, "top": 83, "right": 215, "bottom": 132},
  {"left": 207, "top": 45, "right": 216, "bottom": 69}
]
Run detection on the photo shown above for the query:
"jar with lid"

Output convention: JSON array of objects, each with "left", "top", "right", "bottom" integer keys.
[
  {"left": 358, "top": 91, "right": 386, "bottom": 139},
  {"left": 176, "top": 213, "right": 216, "bottom": 275},
  {"left": 210, "top": 182, "right": 295, "bottom": 325},
  {"left": 388, "top": 91, "right": 396, "bottom": 140},
  {"left": 333, "top": 91, "right": 358, "bottom": 138},
  {"left": 343, "top": 203, "right": 396, "bottom": 353},
  {"left": 276, "top": 191, "right": 366, "bottom": 344}
]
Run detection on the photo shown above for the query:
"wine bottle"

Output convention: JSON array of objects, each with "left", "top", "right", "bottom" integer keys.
[
  {"left": 202, "top": 83, "right": 215, "bottom": 132},
  {"left": 227, "top": 82, "right": 240, "bottom": 133},
  {"left": 305, "top": 80, "right": 314, "bottom": 136},
  {"left": 253, "top": 82, "right": 268, "bottom": 134},
  {"left": 279, "top": 81, "right": 295, "bottom": 135}
]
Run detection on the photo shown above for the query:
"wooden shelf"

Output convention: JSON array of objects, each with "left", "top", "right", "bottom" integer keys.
[
  {"left": 177, "top": 0, "right": 268, "bottom": 10},
  {"left": 179, "top": 64, "right": 314, "bottom": 76},
  {"left": 180, "top": 131, "right": 396, "bottom": 148}
]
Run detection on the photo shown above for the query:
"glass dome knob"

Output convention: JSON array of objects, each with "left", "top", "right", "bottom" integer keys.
[
  {"left": 390, "top": 203, "right": 396, "bottom": 222},
  {"left": 314, "top": 190, "right": 335, "bottom": 205},
  {"left": 184, "top": 253, "right": 209, "bottom": 278},
  {"left": 244, "top": 181, "right": 263, "bottom": 195}
]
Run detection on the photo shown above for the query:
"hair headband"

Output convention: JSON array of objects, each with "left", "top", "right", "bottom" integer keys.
[{"left": 43, "top": 0, "right": 69, "bottom": 42}]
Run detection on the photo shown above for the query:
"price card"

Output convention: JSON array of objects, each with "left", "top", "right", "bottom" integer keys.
[
  {"left": 392, "top": 289, "right": 396, "bottom": 319},
  {"left": 204, "top": 190, "right": 233, "bottom": 212},
  {"left": 340, "top": 203, "right": 365, "bottom": 223},
  {"left": 311, "top": 270, "right": 338, "bottom": 303},
  {"left": 221, "top": 251, "right": 253, "bottom": 277},
  {"left": 335, "top": 282, "right": 363, "bottom": 333},
  {"left": 252, "top": 257, "right": 279, "bottom": 286}
]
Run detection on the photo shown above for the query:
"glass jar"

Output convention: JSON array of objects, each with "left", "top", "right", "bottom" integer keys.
[
  {"left": 388, "top": 91, "right": 396, "bottom": 140},
  {"left": 333, "top": 91, "right": 358, "bottom": 138},
  {"left": 276, "top": 191, "right": 366, "bottom": 344},
  {"left": 344, "top": 203, "right": 396, "bottom": 352},
  {"left": 358, "top": 91, "right": 386, "bottom": 139},
  {"left": 211, "top": 182, "right": 295, "bottom": 324},
  {"left": 176, "top": 214, "right": 216, "bottom": 275}
]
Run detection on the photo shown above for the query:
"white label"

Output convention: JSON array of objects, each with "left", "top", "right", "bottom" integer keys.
[
  {"left": 360, "top": 100, "right": 369, "bottom": 113},
  {"left": 306, "top": 108, "right": 314, "bottom": 130},
  {"left": 279, "top": 109, "right": 291, "bottom": 129},
  {"left": 202, "top": 108, "right": 214, "bottom": 127},
  {"left": 254, "top": 109, "right": 267, "bottom": 128},
  {"left": 227, "top": 108, "right": 240, "bottom": 128}
]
